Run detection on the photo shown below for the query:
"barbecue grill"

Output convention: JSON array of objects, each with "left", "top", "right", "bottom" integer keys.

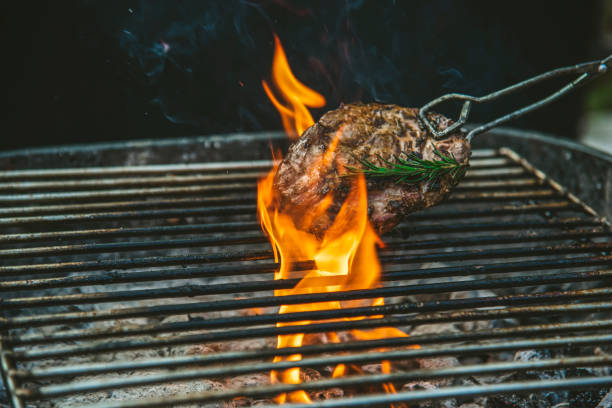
[{"left": 0, "top": 128, "right": 611, "bottom": 408}]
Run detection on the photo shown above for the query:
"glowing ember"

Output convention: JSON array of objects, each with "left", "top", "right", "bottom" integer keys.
[
  {"left": 262, "top": 34, "right": 326, "bottom": 139},
  {"left": 259, "top": 34, "right": 414, "bottom": 405}
]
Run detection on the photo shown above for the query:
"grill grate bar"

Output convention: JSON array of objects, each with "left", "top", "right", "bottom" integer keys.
[
  {"left": 0, "top": 201, "right": 585, "bottom": 227},
  {"left": 0, "top": 167, "right": 528, "bottom": 193},
  {"left": 13, "top": 317, "right": 612, "bottom": 366},
  {"left": 0, "top": 164, "right": 525, "bottom": 191},
  {"left": 17, "top": 355, "right": 612, "bottom": 401},
  {"left": 79, "top": 376, "right": 612, "bottom": 408},
  {"left": 0, "top": 348, "right": 22, "bottom": 408},
  {"left": 8, "top": 297, "right": 612, "bottom": 348},
  {"left": 4, "top": 257, "right": 610, "bottom": 317},
  {"left": 1, "top": 218, "right": 601, "bottom": 245},
  {"left": 450, "top": 178, "right": 538, "bottom": 189},
  {"left": 445, "top": 188, "right": 557, "bottom": 202},
  {"left": 2, "top": 231, "right": 608, "bottom": 283},
  {"left": 0, "top": 184, "right": 568, "bottom": 222},
  {"left": 0, "top": 172, "right": 267, "bottom": 191},
  {"left": 0, "top": 150, "right": 499, "bottom": 180},
  {"left": 0, "top": 204, "right": 258, "bottom": 226},
  {"left": 4, "top": 251, "right": 610, "bottom": 310},
  {"left": 385, "top": 230, "right": 610, "bottom": 250},
  {"left": 0, "top": 167, "right": 528, "bottom": 204},
  {"left": 381, "top": 243, "right": 611, "bottom": 264},
  {"left": 0, "top": 183, "right": 256, "bottom": 204},
  {"left": 385, "top": 257, "right": 610, "bottom": 280},
  {"left": 263, "top": 377, "right": 612, "bottom": 408},
  {"left": 0, "top": 149, "right": 500, "bottom": 180},
  {"left": 0, "top": 221, "right": 262, "bottom": 243},
  {"left": 0, "top": 234, "right": 268, "bottom": 259},
  {"left": 397, "top": 218, "right": 605, "bottom": 234},
  {"left": 0, "top": 252, "right": 275, "bottom": 276},
  {"left": 0, "top": 196, "right": 255, "bottom": 217},
  {"left": 5, "top": 268, "right": 610, "bottom": 324},
  {"left": 0, "top": 160, "right": 275, "bottom": 180},
  {"left": 1, "top": 262, "right": 282, "bottom": 292},
  {"left": 0, "top": 187, "right": 557, "bottom": 220},
  {"left": 0, "top": 222, "right": 605, "bottom": 276},
  {"left": 404, "top": 201, "right": 583, "bottom": 220},
  {"left": 2, "top": 228, "right": 608, "bottom": 262},
  {"left": 0, "top": 172, "right": 266, "bottom": 192},
  {"left": 13, "top": 332, "right": 612, "bottom": 380},
  {"left": 0, "top": 193, "right": 582, "bottom": 226},
  {"left": 7, "top": 284, "right": 612, "bottom": 343}
]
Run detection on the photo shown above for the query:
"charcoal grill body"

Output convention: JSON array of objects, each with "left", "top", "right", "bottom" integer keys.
[{"left": 0, "top": 128, "right": 611, "bottom": 408}]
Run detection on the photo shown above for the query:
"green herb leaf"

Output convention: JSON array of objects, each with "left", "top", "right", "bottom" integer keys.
[{"left": 346, "top": 143, "right": 468, "bottom": 185}]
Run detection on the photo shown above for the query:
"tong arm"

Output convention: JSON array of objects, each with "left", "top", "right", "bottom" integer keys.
[{"left": 419, "top": 54, "right": 612, "bottom": 141}]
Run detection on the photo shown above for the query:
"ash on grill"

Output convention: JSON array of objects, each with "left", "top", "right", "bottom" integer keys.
[{"left": 0, "top": 134, "right": 611, "bottom": 408}]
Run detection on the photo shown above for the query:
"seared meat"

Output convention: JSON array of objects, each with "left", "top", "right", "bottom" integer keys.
[{"left": 273, "top": 103, "right": 471, "bottom": 235}]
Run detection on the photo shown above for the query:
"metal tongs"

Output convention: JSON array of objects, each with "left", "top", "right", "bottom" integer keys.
[{"left": 419, "top": 54, "right": 612, "bottom": 142}]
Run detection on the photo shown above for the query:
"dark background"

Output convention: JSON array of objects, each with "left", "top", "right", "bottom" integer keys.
[{"left": 1, "top": 1, "right": 608, "bottom": 151}]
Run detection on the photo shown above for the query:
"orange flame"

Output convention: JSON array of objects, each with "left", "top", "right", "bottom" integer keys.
[
  {"left": 259, "top": 34, "right": 414, "bottom": 405},
  {"left": 262, "top": 34, "right": 326, "bottom": 139}
]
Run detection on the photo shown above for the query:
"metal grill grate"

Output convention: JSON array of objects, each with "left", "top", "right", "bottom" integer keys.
[{"left": 0, "top": 144, "right": 611, "bottom": 408}]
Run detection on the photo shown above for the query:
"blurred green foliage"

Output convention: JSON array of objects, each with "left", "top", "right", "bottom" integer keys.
[
  {"left": 586, "top": 74, "right": 612, "bottom": 111},
  {"left": 586, "top": 0, "right": 612, "bottom": 111}
]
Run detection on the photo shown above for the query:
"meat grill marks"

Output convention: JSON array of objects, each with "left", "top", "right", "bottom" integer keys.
[
  {"left": 274, "top": 103, "right": 471, "bottom": 235},
  {"left": 0, "top": 146, "right": 611, "bottom": 407}
]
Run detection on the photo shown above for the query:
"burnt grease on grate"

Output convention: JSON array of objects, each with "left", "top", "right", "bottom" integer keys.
[{"left": 0, "top": 148, "right": 610, "bottom": 408}]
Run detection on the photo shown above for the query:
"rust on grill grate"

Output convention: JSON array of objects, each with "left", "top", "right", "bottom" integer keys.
[{"left": 0, "top": 139, "right": 611, "bottom": 408}]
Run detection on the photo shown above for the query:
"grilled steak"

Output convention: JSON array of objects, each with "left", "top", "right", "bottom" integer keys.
[{"left": 273, "top": 103, "right": 471, "bottom": 235}]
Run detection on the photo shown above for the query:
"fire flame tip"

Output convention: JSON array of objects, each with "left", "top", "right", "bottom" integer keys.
[{"left": 263, "top": 32, "right": 326, "bottom": 138}]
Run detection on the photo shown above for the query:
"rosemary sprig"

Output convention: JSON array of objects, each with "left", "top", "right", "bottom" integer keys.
[{"left": 347, "top": 143, "right": 467, "bottom": 184}]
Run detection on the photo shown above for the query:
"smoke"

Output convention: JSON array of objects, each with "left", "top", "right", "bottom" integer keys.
[
  {"left": 109, "top": 0, "right": 273, "bottom": 130},
  {"left": 102, "top": 0, "right": 600, "bottom": 138},
  {"left": 4, "top": 0, "right": 600, "bottom": 150}
]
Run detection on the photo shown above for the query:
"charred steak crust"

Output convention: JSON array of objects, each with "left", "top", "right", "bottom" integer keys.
[{"left": 274, "top": 103, "right": 471, "bottom": 235}]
